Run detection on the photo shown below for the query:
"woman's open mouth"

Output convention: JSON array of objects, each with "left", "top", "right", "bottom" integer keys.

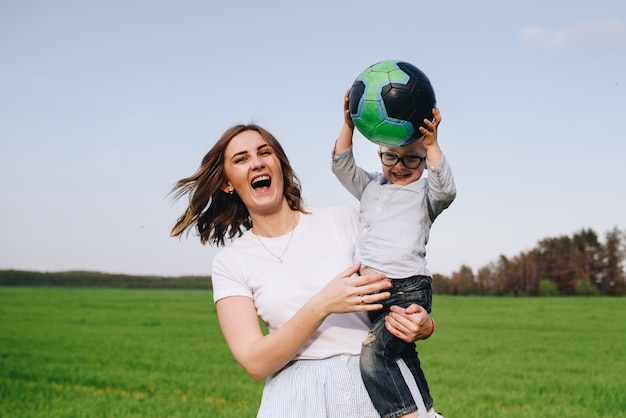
[{"left": 251, "top": 175, "right": 271, "bottom": 189}]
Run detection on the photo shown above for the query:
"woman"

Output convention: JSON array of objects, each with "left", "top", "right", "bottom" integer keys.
[{"left": 170, "top": 124, "right": 435, "bottom": 417}]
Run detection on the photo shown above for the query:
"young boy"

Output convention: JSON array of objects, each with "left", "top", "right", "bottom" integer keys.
[{"left": 332, "top": 90, "right": 456, "bottom": 418}]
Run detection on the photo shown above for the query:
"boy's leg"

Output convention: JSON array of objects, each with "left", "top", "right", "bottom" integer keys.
[
  {"left": 360, "top": 275, "right": 434, "bottom": 417},
  {"left": 398, "top": 275, "right": 434, "bottom": 410},
  {"left": 400, "top": 343, "right": 434, "bottom": 411},
  {"left": 360, "top": 315, "right": 418, "bottom": 417}
]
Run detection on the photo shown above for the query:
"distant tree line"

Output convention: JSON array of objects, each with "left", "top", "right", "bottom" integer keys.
[
  {"left": 0, "top": 270, "right": 211, "bottom": 290},
  {"left": 433, "top": 227, "right": 626, "bottom": 296},
  {"left": 3, "top": 227, "right": 625, "bottom": 296}
]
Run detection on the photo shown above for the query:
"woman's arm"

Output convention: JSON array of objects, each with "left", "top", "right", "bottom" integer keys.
[{"left": 216, "top": 263, "right": 392, "bottom": 381}]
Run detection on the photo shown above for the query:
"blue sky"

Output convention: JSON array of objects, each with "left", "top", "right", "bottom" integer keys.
[{"left": 1, "top": 0, "right": 625, "bottom": 277}]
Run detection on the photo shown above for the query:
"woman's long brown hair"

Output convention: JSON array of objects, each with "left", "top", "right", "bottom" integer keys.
[{"left": 170, "top": 124, "right": 306, "bottom": 246}]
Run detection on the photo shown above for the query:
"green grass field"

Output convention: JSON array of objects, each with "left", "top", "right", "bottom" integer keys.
[{"left": 1, "top": 287, "right": 624, "bottom": 417}]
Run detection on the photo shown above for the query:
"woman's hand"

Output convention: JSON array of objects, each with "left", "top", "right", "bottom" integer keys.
[
  {"left": 313, "top": 263, "right": 391, "bottom": 317},
  {"left": 385, "top": 304, "right": 435, "bottom": 343}
]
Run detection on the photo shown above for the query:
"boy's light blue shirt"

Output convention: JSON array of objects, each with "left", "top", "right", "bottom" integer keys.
[{"left": 332, "top": 146, "right": 456, "bottom": 278}]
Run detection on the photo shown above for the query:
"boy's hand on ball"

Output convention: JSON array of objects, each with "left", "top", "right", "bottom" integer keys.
[
  {"left": 343, "top": 89, "right": 354, "bottom": 129},
  {"left": 420, "top": 108, "right": 441, "bottom": 148}
]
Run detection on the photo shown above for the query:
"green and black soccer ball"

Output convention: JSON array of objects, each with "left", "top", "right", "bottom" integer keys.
[{"left": 349, "top": 60, "right": 436, "bottom": 147}]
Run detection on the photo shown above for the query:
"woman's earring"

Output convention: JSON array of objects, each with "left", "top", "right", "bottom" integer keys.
[{"left": 228, "top": 188, "right": 234, "bottom": 194}]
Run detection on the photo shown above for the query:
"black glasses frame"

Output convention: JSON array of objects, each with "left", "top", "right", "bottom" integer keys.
[{"left": 379, "top": 152, "right": 426, "bottom": 169}]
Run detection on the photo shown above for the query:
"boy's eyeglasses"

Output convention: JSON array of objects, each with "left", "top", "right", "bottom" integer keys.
[{"left": 379, "top": 152, "right": 426, "bottom": 169}]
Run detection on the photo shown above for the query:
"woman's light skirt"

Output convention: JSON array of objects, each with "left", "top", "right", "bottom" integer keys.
[{"left": 257, "top": 354, "right": 425, "bottom": 418}]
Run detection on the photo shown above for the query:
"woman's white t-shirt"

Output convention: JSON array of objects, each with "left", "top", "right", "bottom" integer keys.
[{"left": 212, "top": 206, "right": 371, "bottom": 359}]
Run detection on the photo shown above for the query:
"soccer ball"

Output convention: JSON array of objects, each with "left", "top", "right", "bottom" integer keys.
[{"left": 349, "top": 60, "right": 436, "bottom": 147}]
